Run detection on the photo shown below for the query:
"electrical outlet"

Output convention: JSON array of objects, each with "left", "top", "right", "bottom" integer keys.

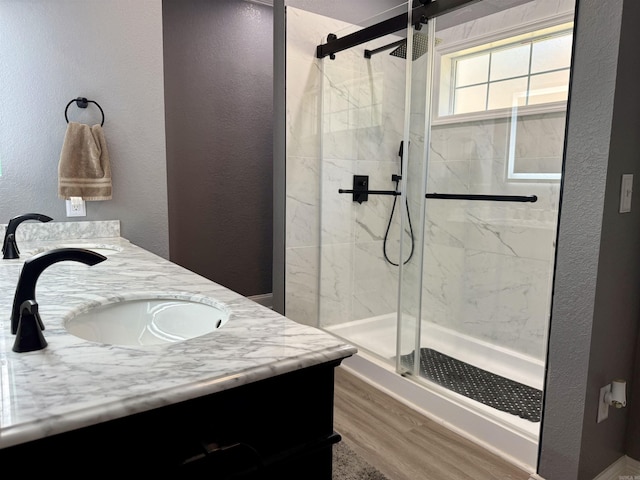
[
  {"left": 597, "top": 384, "right": 611, "bottom": 423},
  {"left": 65, "top": 199, "right": 86, "bottom": 217}
]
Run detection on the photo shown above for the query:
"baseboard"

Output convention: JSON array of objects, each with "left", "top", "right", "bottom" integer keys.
[
  {"left": 247, "top": 293, "right": 273, "bottom": 309},
  {"left": 530, "top": 456, "right": 640, "bottom": 480},
  {"left": 593, "top": 455, "right": 640, "bottom": 480}
]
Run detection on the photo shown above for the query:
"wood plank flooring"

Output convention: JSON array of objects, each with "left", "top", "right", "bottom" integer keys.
[{"left": 333, "top": 366, "right": 532, "bottom": 480}]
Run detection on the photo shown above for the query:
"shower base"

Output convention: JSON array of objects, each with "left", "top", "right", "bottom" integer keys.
[{"left": 325, "top": 313, "right": 543, "bottom": 471}]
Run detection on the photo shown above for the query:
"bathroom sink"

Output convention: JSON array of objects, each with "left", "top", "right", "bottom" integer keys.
[
  {"left": 64, "top": 295, "right": 230, "bottom": 346},
  {"left": 28, "top": 243, "right": 123, "bottom": 257}
]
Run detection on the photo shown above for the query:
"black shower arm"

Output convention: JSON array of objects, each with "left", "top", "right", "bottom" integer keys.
[{"left": 316, "top": 0, "right": 482, "bottom": 59}]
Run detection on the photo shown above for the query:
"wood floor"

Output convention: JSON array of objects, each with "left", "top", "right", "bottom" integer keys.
[{"left": 333, "top": 366, "right": 532, "bottom": 480}]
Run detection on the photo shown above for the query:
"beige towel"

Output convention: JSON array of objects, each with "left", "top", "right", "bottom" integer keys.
[{"left": 58, "top": 122, "right": 112, "bottom": 200}]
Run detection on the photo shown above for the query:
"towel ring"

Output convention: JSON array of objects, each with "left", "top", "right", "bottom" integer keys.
[{"left": 64, "top": 97, "right": 105, "bottom": 126}]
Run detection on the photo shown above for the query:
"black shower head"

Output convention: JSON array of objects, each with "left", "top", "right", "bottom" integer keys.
[{"left": 389, "top": 31, "right": 430, "bottom": 61}]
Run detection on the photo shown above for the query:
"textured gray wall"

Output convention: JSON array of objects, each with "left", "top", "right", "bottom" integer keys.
[
  {"left": 611, "top": 0, "right": 640, "bottom": 464},
  {"left": 0, "top": 1, "right": 168, "bottom": 258},
  {"left": 163, "top": 0, "right": 273, "bottom": 297},
  {"left": 539, "top": 0, "right": 640, "bottom": 477}
]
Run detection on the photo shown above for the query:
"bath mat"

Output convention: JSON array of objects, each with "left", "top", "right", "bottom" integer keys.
[
  {"left": 399, "top": 348, "right": 542, "bottom": 422},
  {"left": 333, "top": 440, "right": 389, "bottom": 480}
]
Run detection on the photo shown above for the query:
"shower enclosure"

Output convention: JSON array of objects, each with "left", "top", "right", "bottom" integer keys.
[{"left": 284, "top": 0, "right": 575, "bottom": 469}]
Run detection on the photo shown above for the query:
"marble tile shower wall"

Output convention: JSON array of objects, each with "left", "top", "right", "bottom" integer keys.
[
  {"left": 320, "top": 35, "right": 407, "bottom": 327},
  {"left": 423, "top": 116, "right": 562, "bottom": 360},
  {"left": 285, "top": 7, "right": 346, "bottom": 326},
  {"left": 286, "top": 1, "right": 570, "bottom": 361},
  {"left": 286, "top": 7, "right": 408, "bottom": 328},
  {"left": 417, "top": 0, "right": 575, "bottom": 360}
]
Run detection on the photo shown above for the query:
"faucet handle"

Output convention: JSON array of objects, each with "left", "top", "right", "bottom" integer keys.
[
  {"left": 12, "top": 300, "right": 48, "bottom": 353},
  {"left": 2, "top": 233, "right": 20, "bottom": 259}
]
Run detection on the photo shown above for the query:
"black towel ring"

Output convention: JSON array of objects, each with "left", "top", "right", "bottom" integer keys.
[{"left": 64, "top": 97, "right": 105, "bottom": 126}]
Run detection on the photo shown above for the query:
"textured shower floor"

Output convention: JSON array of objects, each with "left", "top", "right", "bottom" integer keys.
[{"left": 325, "top": 313, "right": 544, "bottom": 438}]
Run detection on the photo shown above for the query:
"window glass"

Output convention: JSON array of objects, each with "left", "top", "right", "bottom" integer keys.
[
  {"left": 528, "top": 70, "right": 570, "bottom": 104},
  {"left": 531, "top": 35, "right": 572, "bottom": 73},
  {"left": 488, "top": 78, "right": 528, "bottom": 110},
  {"left": 455, "top": 54, "right": 489, "bottom": 87},
  {"left": 441, "top": 26, "right": 573, "bottom": 118},
  {"left": 454, "top": 84, "right": 488, "bottom": 114},
  {"left": 490, "top": 44, "right": 531, "bottom": 81}
]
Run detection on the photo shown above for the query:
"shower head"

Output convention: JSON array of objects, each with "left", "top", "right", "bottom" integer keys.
[
  {"left": 363, "top": 31, "right": 441, "bottom": 61},
  {"left": 390, "top": 31, "right": 430, "bottom": 61},
  {"left": 389, "top": 32, "right": 442, "bottom": 60}
]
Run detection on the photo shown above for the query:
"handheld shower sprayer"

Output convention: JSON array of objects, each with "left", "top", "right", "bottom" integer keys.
[{"left": 383, "top": 141, "right": 415, "bottom": 266}]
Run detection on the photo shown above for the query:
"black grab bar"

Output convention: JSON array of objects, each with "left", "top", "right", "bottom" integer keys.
[
  {"left": 338, "top": 175, "right": 537, "bottom": 204},
  {"left": 426, "top": 193, "right": 537, "bottom": 202}
]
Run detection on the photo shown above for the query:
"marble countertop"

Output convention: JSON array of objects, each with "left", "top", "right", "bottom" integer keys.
[{"left": 0, "top": 221, "right": 356, "bottom": 449}]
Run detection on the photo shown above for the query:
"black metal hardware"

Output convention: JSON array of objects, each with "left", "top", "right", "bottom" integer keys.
[
  {"left": 339, "top": 175, "right": 537, "bottom": 204},
  {"left": 340, "top": 175, "right": 364, "bottom": 203},
  {"left": 64, "top": 97, "right": 105, "bottom": 126},
  {"left": 13, "top": 300, "right": 47, "bottom": 353},
  {"left": 316, "top": 0, "right": 481, "bottom": 59},
  {"left": 2, "top": 213, "right": 53, "bottom": 260},
  {"left": 10, "top": 248, "right": 107, "bottom": 334},
  {"left": 338, "top": 189, "right": 400, "bottom": 198},
  {"left": 364, "top": 38, "right": 406, "bottom": 59},
  {"left": 426, "top": 193, "right": 538, "bottom": 202}
]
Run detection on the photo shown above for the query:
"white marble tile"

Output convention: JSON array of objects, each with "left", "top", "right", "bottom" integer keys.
[
  {"left": 436, "top": 0, "right": 576, "bottom": 45},
  {"left": 1, "top": 220, "right": 120, "bottom": 243},
  {"left": 352, "top": 287, "right": 398, "bottom": 322},
  {"left": 285, "top": 245, "right": 320, "bottom": 326},
  {"left": 286, "top": 156, "right": 320, "bottom": 248},
  {"left": 459, "top": 249, "right": 553, "bottom": 358},
  {"left": 420, "top": 243, "right": 553, "bottom": 360},
  {"left": 353, "top": 240, "right": 400, "bottom": 297},
  {"left": 318, "top": 243, "right": 353, "bottom": 327},
  {"left": 320, "top": 159, "right": 357, "bottom": 245},
  {"left": 512, "top": 112, "right": 567, "bottom": 161}
]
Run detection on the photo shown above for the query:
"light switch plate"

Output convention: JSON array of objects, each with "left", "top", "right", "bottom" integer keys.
[
  {"left": 597, "top": 384, "right": 610, "bottom": 423},
  {"left": 619, "top": 174, "right": 633, "bottom": 213}
]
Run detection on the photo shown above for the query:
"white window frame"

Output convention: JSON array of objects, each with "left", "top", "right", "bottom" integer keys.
[
  {"left": 432, "top": 12, "right": 574, "bottom": 126},
  {"left": 431, "top": 13, "right": 573, "bottom": 182}
]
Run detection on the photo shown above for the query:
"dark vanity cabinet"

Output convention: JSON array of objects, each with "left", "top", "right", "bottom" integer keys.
[{"left": 2, "top": 360, "right": 345, "bottom": 477}]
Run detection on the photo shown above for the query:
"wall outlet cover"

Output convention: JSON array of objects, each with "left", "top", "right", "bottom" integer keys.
[{"left": 65, "top": 198, "right": 86, "bottom": 217}]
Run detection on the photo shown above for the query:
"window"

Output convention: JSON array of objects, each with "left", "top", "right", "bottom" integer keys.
[
  {"left": 436, "top": 21, "right": 574, "bottom": 120},
  {"left": 433, "top": 18, "right": 574, "bottom": 182}
]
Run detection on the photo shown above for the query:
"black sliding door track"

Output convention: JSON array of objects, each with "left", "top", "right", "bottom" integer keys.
[{"left": 316, "top": 0, "right": 481, "bottom": 59}]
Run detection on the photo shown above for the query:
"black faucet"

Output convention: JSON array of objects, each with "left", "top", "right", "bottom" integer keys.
[
  {"left": 2, "top": 213, "right": 53, "bottom": 260},
  {"left": 13, "top": 300, "right": 47, "bottom": 353},
  {"left": 10, "top": 248, "right": 107, "bottom": 351}
]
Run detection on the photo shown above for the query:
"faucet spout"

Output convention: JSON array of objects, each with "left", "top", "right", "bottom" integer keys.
[
  {"left": 10, "top": 248, "right": 107, "bottom": 334},
  {"left": 2, "top": 213, "right": 53, "bottom": 260}
]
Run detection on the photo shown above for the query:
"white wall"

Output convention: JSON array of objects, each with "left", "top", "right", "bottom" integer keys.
[{"left": 0, "top": 0, "right": 168, "bottom": 257}]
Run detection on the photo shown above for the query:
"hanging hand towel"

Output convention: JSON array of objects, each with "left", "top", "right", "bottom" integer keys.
[{"left": 58, "top": 121, "right": 112, "bottom": 200}]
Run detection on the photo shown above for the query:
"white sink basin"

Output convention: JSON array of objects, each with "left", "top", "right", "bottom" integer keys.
[{"left": 64, "top": 295, "right": 230, "bottom": 346}]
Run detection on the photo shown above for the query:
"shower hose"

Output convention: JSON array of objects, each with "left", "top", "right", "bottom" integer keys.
[{"left": 383, "top": 176, "right": 415, "bottom": 266}]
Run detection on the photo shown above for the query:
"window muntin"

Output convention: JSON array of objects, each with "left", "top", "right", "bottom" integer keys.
[{"left": 446, "top": 27, "right": 573, "bottom": 117}]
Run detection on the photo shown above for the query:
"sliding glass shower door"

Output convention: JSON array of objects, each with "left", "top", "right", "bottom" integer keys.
[
  {"left": 399, "top": 0, "right": 574, "bottom": 434},
  {"left": 317, "top": 3, "right": 410, "bottom": 361},
  {"left": 312, "top": 0, "right": 573, "bottom": 438}
]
